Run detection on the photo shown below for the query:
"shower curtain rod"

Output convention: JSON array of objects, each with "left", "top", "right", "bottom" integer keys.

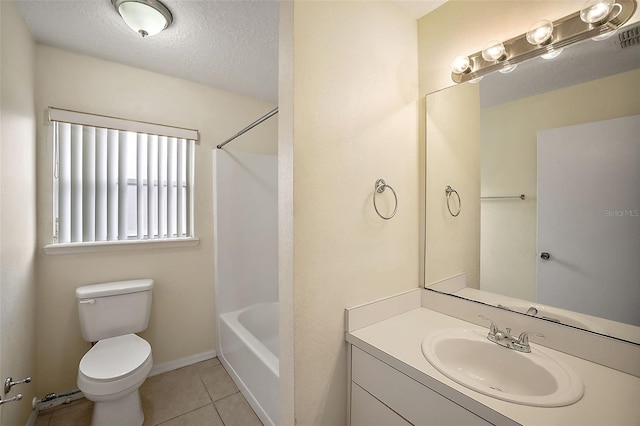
[{"left": 216, "top": 107, "right": 278, "bottom": 149}]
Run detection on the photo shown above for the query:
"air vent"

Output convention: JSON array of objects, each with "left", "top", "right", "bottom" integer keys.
[{"left": 618, "top": 24, "right": 640, "bottom": 49}]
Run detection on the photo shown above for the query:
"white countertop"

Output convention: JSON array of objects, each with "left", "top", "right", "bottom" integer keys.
[{"left": 347, "top": 307, "right": 640, "bottom": 426}]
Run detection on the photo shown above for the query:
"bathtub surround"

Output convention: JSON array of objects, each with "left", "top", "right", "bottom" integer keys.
[
  {"left": 34, "top": 46, "right": 278, "bottom": 397},
  {"left": 213, "top": 150, "right": 278, "bottom": 425},
  {"left": 218, "top": 303, "right": 279, "bottom": 425},
  {"left": 0, "top": 1, "right": 38, "bottom": 424}
]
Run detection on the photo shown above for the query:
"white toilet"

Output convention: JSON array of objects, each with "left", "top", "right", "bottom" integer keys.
[{"left": 76, "top": 279, "right": 154, "bottom": 426}]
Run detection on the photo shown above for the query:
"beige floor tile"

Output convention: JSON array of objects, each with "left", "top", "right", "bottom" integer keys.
[
  {"left": 157, "top": 404, "right": 224, "bottom": 426},
  {"left": 48, "top": 400, "right": 93, "bottom": 426},
  {"left": 200, "top": 364, "right": 238, "bottom": 402},
  {"left": 214, "top": 393, "right": 262, "bottom": 426},
  {"left": 51, "top": 397, "right": 93, "bottom": 417},
  {"left": 34, "top": 359, "right": 250, "bottom": 426},
  {"left": 141, "top": 365, "right": 212, "bottom": 425},
  {"left": 193, "top": 357, "right": 221, "bottom": 370},
  {"left": 34, "top": 412, "right": 51, "bottom": 426}
]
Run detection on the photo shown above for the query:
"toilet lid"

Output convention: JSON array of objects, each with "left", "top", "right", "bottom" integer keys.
[{"left": 80, "top": 334, "right": 151, "bottom": 381}]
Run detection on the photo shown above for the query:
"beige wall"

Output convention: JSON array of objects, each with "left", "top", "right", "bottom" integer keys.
[
  {"left": 481, "top": 69, "right": 640, "bottom": 300},
  {"left": 280, "top": 1, "right": 420, "bottom": 424},
  {"left": 425, "top": 83, "right": 480, "bottom": 287},
  {"left": 0, "top": 1, "right": 38, "bottom": 424},
  {"left": 34, "top": 46, "right": 277, "bottom": 395}
]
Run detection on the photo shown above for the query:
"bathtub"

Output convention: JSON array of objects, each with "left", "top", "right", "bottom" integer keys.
[{"left": 218, "top": 302, "right": 279, "bottom": 426}]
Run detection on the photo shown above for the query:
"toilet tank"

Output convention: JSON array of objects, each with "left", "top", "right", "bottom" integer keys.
[{"left": 76, "top": 279, "right": 154, "bottom": 342}]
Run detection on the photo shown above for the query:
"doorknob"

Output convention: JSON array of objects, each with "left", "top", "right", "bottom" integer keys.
[{"left": 540, "top": 252, "right": 551, "bottom": 260}]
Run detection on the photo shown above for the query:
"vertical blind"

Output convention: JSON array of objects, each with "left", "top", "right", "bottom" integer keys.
[{"left": 50, "top": 108, "right": 198, "bottom": 244}]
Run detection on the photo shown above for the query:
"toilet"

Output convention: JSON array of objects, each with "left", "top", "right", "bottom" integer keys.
[{"left": 76, "top": 279, "right": 154, "bottom": 426}]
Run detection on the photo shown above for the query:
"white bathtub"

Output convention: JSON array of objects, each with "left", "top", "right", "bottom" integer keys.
[{"left": 218, "top": 302, "right": 279, "bottom": 426}]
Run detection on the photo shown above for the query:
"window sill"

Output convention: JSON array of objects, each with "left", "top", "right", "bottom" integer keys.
[{"left": 43, "top": 237, "right": 200, "bottom": 255}]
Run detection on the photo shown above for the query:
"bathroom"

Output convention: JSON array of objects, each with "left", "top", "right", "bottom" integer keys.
[{"left": 1, "top": 0, "right": 639, "bottom": 425}]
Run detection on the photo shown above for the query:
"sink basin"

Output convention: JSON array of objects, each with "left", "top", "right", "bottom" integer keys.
[{"left": 422, "top": 329, "right": 584, "bottom": 407}]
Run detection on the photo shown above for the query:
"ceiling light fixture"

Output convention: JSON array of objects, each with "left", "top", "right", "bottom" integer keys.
[
  {"left": 112, "top": 0, "right": 173, "bottom": 37},
  {"left": 450, "top": 0, "right": 635, "bottom": 84}
]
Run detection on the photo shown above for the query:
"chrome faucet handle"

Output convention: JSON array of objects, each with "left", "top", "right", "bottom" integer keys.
[
  {"left": 477, "top": 315, "right": 498, "bottom": 335},
  {"left": 517, "top": 331, "right": 545, "bottom": 346}
]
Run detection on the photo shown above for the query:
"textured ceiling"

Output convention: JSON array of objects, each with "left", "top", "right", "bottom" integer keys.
[
  {"left": 15, "top": 1, "right": 446, "bottom": 103},
  {"left": 15, "top": 0, "right": 280, "bottom": 102}
]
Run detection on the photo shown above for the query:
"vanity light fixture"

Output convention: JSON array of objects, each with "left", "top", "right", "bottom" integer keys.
[
  {"left": 112, "top": 0, "right": 173, "bottom": 37},
  {"left": 450, "top": 0, "right": 636, "bottom": 83},
  {"left": 451, "top": 56, "right": 472, "bottom": 75},
  {"left": 526, "top": 20, "right": 555, "bottom": 45},
  {"left": 541, "top": 47, "right": 564, "bottom": 59},
  {"left": 580, "top": 0, "right": 618, "bottom": 24},
  {"left": 482, "top": 40, "right": 507, "bottom": 61},
  {"left": 499, "top": 63, "right": 518, "bottom": 73},
  {"left": 591, "top": 29, "right": 619, "bottom": 40}
]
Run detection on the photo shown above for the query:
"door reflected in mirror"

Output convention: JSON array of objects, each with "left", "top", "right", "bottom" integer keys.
[{"left": 424, "top": 25, "right": 640, "bottom": 344}]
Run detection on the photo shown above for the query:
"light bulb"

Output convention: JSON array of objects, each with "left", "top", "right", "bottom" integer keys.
[
  {"left": 499, "top": 63, "right": 517, "bottom": 74},
  {"left": 526, "top": 20, "right": 554, "bottom": 45},
  {"left": 580, "top": 0, "right": 615, "bottom": 24},
  {"left": 482, "top": 40, "right": 507, "bottom": 62},
  {"left": 451, "top": 56, "right": 472, "bottom": 74},
  {"left": 541, "top": 47, "right": 563, "bottom": 59}
]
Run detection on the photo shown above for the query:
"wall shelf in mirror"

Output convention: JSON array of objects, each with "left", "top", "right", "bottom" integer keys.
[{"left": 481, "top": 194, "right": 526, "bottom": 201}]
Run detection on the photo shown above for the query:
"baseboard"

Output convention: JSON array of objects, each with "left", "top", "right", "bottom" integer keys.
[{"left": 149, "top": 350, "right": 217, "bottom": 377}]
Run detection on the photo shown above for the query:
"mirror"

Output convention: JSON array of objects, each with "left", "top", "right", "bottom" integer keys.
[{"left": 424, "top": 24, "right": 640, "bottom": 344}]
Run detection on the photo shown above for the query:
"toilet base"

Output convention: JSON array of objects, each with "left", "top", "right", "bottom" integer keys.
[{"left": 91, "top": 389, "right": 144, "bottom": 426}]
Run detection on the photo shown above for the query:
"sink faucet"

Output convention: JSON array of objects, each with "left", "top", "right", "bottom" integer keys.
[{"left": 478, "top": 315, "right": 544, "bottom": 353}]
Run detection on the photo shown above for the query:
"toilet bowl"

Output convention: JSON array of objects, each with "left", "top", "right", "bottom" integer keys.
[
  {"left": 78, "top": 335, "right": 152, "bottom": 426},
  {"left": 76, "top": 279, "right": 154, "bottom": 426}
]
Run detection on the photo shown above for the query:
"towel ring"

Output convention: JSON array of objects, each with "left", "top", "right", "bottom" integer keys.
[
  {"left": 445, "top": 185, "right": 461, "bottom": 217},
  {"left": 373, "top": 179, "right": 398, "bottom": 220}
]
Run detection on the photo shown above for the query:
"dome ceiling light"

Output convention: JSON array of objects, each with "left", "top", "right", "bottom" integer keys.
[{"left": 112, "top": 0, "right": 173, "bottom": 37}]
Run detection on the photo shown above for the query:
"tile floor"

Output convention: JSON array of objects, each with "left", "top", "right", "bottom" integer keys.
[{"left": 34, "top": 358, "right": 263, "bottom": 426}]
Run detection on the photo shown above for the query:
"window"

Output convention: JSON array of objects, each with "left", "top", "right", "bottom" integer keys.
[{"left": 49, "top": 108, "right": 198, "bottom": 246}]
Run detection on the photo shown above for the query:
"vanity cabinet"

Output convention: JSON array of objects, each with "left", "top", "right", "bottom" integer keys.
[{"left": 350, "top": 346, "right": 493, "bottom": 426}]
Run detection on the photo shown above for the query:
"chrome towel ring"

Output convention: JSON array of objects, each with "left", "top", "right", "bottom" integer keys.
[
  {"left": 373, "top": 179, "right": 398, "bottom": 220},
  {"left": 445, "top": 185, "right": 461, "bottom": 217}
]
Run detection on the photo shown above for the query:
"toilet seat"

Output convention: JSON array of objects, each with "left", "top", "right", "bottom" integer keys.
[{"left": 78, "top": 334, "right": 152, "bottom": 399}]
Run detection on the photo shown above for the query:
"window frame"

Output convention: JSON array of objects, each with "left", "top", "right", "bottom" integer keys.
[{"left": 44, "top": 107, "right": 200, "bottom": 255}]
